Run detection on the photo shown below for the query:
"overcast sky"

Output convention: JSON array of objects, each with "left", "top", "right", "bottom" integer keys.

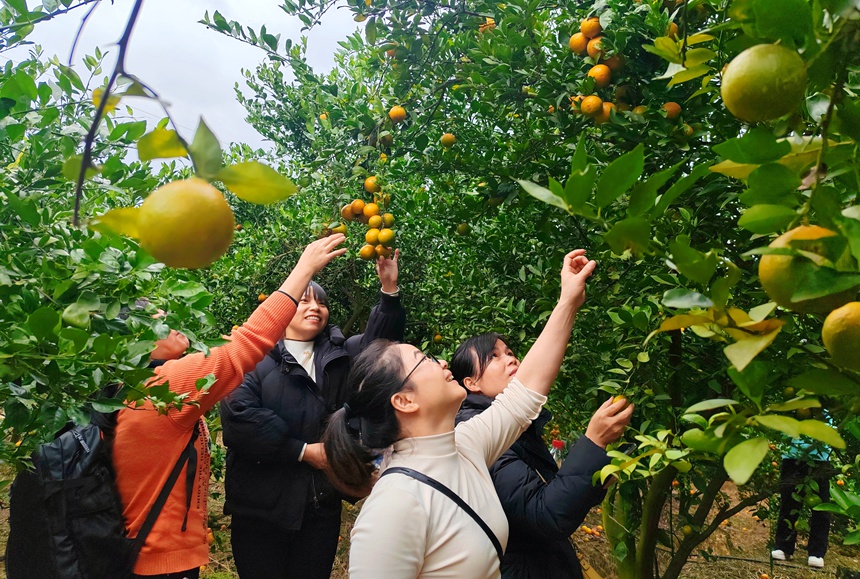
[{"left": 9, "top": 0, "right": 358, "bottom": 149}]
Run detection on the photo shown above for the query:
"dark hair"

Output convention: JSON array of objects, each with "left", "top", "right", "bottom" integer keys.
[
  {"left": 450, "top": 332, "right": 514, "bottom": 384},
  {"left": 323, "top": 339, "right": 407, "bottom": 494},
  {"left": 302, "top": 281, "right": 329, "bottom": 307}
]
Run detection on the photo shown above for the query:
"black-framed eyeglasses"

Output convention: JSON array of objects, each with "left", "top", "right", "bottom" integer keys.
[{"left": 397, "top": 352, "right": 440, "bottom": 391}]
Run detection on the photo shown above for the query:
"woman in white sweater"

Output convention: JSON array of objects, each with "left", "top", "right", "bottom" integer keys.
[{"left": 323, "top": 249, "right": 607, "bottom": 578}]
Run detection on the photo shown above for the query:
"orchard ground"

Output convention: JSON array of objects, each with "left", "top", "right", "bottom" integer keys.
[{"left": 2, "top": 465, "right": 856, "bottom": 579}]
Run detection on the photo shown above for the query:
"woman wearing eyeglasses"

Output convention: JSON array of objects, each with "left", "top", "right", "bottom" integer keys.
[{"left": 323, "top": 250, "right": 595, "bottom": 578}]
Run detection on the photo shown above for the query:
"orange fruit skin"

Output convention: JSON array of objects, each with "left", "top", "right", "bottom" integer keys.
[
  {"left": 580, "top": 95, "right": 604, "bottom": 116},
  {"left": 721, "top": 44, "right": 807, "bottom": 122},
  {"left": 368, "top": 215, "right": 383, "bottom": 228},
  {"left": 587, "top": 36, "right": 605, "bottom": 60},
  {"left": 365, "top": 228, "right": 381, "bottom": 245},
  {"left": 594, "top": 102, "right": 616, "bottom": 124},
  {"left": 380, "top": 134, "right": 394, "bottom": 147},
  {"left": 377, "top": 228, "right": 395, "bottom": 247},
  {"left": 363, "top": 202, "right": 380, "bottom": 217},
  {"left": 667, "top": 22, "right": 679, "bottom": 40},
  {"left": 364, "top": 176, "right": 380, "bottom": 193},
  {"left": 341, "top": 204, "right": 355, "bottom": 222},
  {"left": 588, "top": 64, "right": 612, "bottom": 89},
  {"left": 580, "top": 17, "right": 602, "bottom": 39},
  {"left": 569, "top": 95, "right": 584, "bottom": 112},
  {"left": 604, "top": 55, "right": 624, "bottom": 71},
  {"left": 351, "top": 199, "right": 366, "bottom": 215},
  {"left": 359, "top": 245, "right": 377, "bottom": 260},
  {"left": 382, "top": 213, "right": 395, "bottom": 227},
  {"left": 440, "top": 133, "right": 456, "bottom": 147},
  {"left": 759, "top": 225, "right": 855, "bottom": 313},
  {"left": 632, "top": 105, "right": 648, "bottom": 115},
  {"left": 138, "top": 177, "right": 235, "bottom": 269},
  {"left": 662, "top": 101, "right": 682, "bottom": 119},
  {"left": 330, "top": 224, "right": 348, "bottom": 235},
  {"left": 258, "top": 293, "right": 267, "bottom": 303},
  {"left": 389, "top": 105, "right": 407, "bottom": 124},
  {"left": 569, "top": 32, "right": 588, "bottom": 55},
  {"left": 822, "top": 302, "right": 860, "bottom": 372},
  {"left": 375, "top": 244, "right": 392, "bottom": 258}
]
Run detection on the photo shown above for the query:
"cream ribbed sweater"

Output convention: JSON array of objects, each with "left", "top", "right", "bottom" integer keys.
[{"left": 349, "top": 378, "right": 546, "bottom": 578}]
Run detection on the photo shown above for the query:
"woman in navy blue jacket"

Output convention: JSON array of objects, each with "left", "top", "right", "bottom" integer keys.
[
  {"left": 220, "top": 253, "right": 405, "bottom": 579},
  {"left": 452, "top": 333, "right": 632, "bottom": 579}
]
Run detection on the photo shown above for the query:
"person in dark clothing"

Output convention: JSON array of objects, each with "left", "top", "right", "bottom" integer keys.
[
  {"left": 220, "top": 251, "right": 405, "bottom": 579},
  {"left": 452, "top": 333, "right": 632, "bottom": 579}
]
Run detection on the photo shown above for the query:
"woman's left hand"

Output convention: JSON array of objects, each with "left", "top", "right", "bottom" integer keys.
[
  {"left": 559, "top": 249, "right": 596, "bottom": 310},
  {"left": 376, "top": 248, "right": 400, "bottom": 293}
]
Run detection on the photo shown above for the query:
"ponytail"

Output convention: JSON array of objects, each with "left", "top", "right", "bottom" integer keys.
[{"left": 323, "top": 340, "right": 406, "bottom": 495}]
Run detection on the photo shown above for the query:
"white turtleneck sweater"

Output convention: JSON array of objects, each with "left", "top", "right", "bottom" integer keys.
[{"left": 349, "top": 378, "right": 547, "bottom": 578}]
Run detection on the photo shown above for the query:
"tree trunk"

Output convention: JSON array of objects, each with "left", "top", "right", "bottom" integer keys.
[{"left": 635, "top": 466, "right": 678, "bottom": 579}]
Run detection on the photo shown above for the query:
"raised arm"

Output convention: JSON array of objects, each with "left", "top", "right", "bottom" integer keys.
[
  {"left": 157, "top": 235, "right": 347, "bottom": 428},
  {"left": 515, "top": 249, "right": 595, "bottom": 396}
]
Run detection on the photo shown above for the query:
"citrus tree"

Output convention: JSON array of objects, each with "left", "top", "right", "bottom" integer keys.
[{"left": 206, "top": 0, "right": 860, "bottom": 576}]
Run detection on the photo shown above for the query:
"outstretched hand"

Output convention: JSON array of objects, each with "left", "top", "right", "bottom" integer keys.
[
  {"left": 296, "top": 234, "right": 348, "bottom": 276},
  {"left": 585, "top": 396, "right": 634, "bottom": 449},
  {"left": 376, "top": 248, "right": 400, "bottom": 293},
  {"left": 559, "top": 249, "right": 596, "bottom": 311}
]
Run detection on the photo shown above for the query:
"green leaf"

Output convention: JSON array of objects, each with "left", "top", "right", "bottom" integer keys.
[
  {"left": 652, "top": 162, "right": 711, "bottom": 216},
  {"left": 789, "top": 369, "right": 859, "bottom": 396},
  {"left": 723, "top": 327, "right": 782, "bottom": 372},
  {"left": 189, "top": 119, "right": 223, "bottom": 180},
  {"left": 628, "top": 161, "right": 683, "bottom": 217},
  {"left": 681, "top": 429, "right": 723, "bottom": 453},
  {"left": 844, "top": 529, "right": 860, "bottom": 545},
  {"left": 570, "top": 133, "right": 588, "bottom": 174},
  {"left": 668, "top": 64, "right": 711, "bottom": 86},
  {"left": 517, "top": 179, "right": 569, "bottom": 212},
  {"left": 28, "top": 307, "right": 60, "bottom": 341},
  {"left": 62, "top": 303, "right": 90, "bottom": 330},
  {"left": 754, "top": 414, "right": 801, "bottom": 438},
  {"left": 218, "top": 162, "right": 298, "bottom": 204},
  {"left": 603, "top": 217, "right": 651, "bottom": 256},
  {"left": 791, "top": 264, "right": 860, "bottom": 302},
  {"left": 669, "top": 236, "right": 717, "bottom": 284},
  {"left": 723, "top": 437, "right": 769, "bottom": 485},
  {"left": 737, "top": 204, "right": 797, "bottom": 234},
  {"left": 91, "top": 399, "right": 128, "bottom": 413},
  {"left": 798, "top": 419, "right": 845, "bottom": 449},
  {"left": 88, "top": 207, "right": 141, "bottom": 239},
  {"left": 767, "top": 398, "right": 821, "bottom": 412},
  {"left": 712, "top": 128, "right": 792, "bottom": 164},
  {"left": 564, "top": 166, "right": 596, "bottom": 210},
  {"left": 728, "top": 361, "right": 770, "bottom": 407},
  {"left": 365, "top": 17, "right": 377, "bottom": 44},
  {"left": 62, "top": 155, "right": 101, "bottom": 182},
  {"left": 662, "top": 288, "right": 713, "bottom": 309},
  {"left": 137, "top": 128, "right": 188, "bottom": 161},
  {"left": 686, "top": 399, "right": 740, "bottom": 413},
  {"left": 728, "top": 0, "right": 812, "bottom": 48},
  {"left": 595, "top": 144, "right": 645, "bottom": 207},
  {"left": 739, "top": 163, "right": 801, "bottom": 206},
  {"left": 835, "top": 98, "right": 860, "bottom": 141}
]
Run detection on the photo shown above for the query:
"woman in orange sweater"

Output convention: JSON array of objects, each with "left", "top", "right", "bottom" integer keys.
[{"left": 112, "top": 234, "right": 346, "bottom": 578}]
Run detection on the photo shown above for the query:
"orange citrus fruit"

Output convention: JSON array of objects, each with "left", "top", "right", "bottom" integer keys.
[
  {"left": 319, "top": 113, "right": 327, "bottom": 121},
  {"left": 359, "top": 245, "right": 376, "bottom": 260},
  {"left": 377, "top": 228, "right": 395, "bottom": 247},
  {"left": 580, "top": 17, "right": 602, "bottom": 39},
  {"left": 632, "top": 105, "right": 648, "bottom": 115},
  {"left": 389, "top": 105, "right": 407, "bottom": 124},
  {"left": 822, "top": 302, "right": 860, "bottom": 372},
  {"left": 258, "top": 293, "right": 267, "bottom": 302},
  {"left": 365, "top": 228, "right": 381, "bottom": 245},
  {"left": 667, "top": 22, "right": 679, "bottom": 39},
  {"left": 587, "top": 36, "right": 605, "bottom": 60},
  {"left": 363, "top": 202, "right": 380, "bottom": 217},
  {"left": 758, "top": 225, "right": 855, "bottom": 313},
  {"left": 440, "top": 133, "right": 456, "bottom": 147},
  {"left": 569, "top": 32, "right": 588, "bottom": 55},
  {"left": 383, "top": 213, "right": 395, "bottom": 227},
  {"left": 368, "top": 215, "right": 383, "bottom": 228},
  {"left": 138, "top": 177, "right": 235, "bottom": 269},
  {"left": 587, "top": 64, "right": 612, "bottom": 88},
  {"left": 364, "top": 176, "right": 380, "bottom": 193},
  {"left": 721, "top": 44, "right": 807, "bottom": 122},
  {"left": 580, "top": 95, "right": 603, "bottom": 116},
  {"left": 604, "top": 54, "right": 624, "bottom": 71},
  {"left": 341, "top": 204, "right": 354, "bottom": 222},
  {"left": 569, "top": 94, "right": 584, "bottom": 112},
  {"left": 380, "top": 133, "right": 394, "bottom": 147},
  {"left": 594, "top": 102, "right": 616, "bottom": 124},
  {"left": 662, "top": 101, "right": 682, "bottom": 119},
  {"left": 375, "top": 244, "right": 392, "bottom": 258},
  {"left": 456, "top": 223, "right": 471, "bottom": 235},
  {"left": 330, "top": 223, "right": 348, "bottom": 235},
  {"left": 351, "top": 199, "right": 366, "bottom": 215}
]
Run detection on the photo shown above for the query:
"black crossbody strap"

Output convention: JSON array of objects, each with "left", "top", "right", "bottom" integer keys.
[
  {"left": 381, "top": 466, "right": 504, "bottom": 560},
  {"left": 130, "top": 422, "right": 200, "bottom": 554}
]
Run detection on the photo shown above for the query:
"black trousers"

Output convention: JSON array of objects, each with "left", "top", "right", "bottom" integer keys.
[
  {"left": 230, "top": 503, "right": 342, "bottom": 579},
  {"left": 774, "top": 458, "right": 832, "bottom": 558}
]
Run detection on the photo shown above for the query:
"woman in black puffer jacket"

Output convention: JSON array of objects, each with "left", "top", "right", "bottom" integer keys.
[
  {"left": 220, "top": 253, "right": 405, "bottom": 579},
  {"left": 452, "top": 332, "right": 632, "bottom": 579}
]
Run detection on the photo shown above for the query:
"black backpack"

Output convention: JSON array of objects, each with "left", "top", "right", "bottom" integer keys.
[{"left": 5, "top": 409, "right": 198, "bottom": 579}]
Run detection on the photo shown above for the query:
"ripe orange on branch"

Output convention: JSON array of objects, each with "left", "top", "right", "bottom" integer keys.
[
  {"left": 587, "top": 36, "right": 605, "bottom": 60},
  {"left": 594, "top": 102, "right": 616, "bottom": 124},
  {"left": 569, "top": 32, "right": 588, "bottom": 55},
  {"left": 363, "top": 202, "right": 380, "bottom": 217},
  {"left": 580, "top": 17, "right": 602, "bottom": 39},
  {"left": 587, "top": 64, "right": 612, "bottom": 89},
  {"left": 364, "top": 175, "right": 380, "bottom": 193},
  {"left": 822, "top": 302, "right": 860, "bottom": 372},
  {"left": 580, "top": 95, "right": 603, "bottom": 116},
  {"left": 351, "top": 199, "right": 366, "bottom": 215},
  {"left": 721, "top": 43, "right": 807, "bottom": 123},
  {"left": 388, "top": 105, "right": 407, "bottom": 124},
  {"left": 662, "top": 101, "right": 682, "bottom": 119},
  {"left": 137, "top": 177, "right": 235, "bottom": 269},
  {"left": 440, "top": 133, "right": 456, "bottom": 148}
]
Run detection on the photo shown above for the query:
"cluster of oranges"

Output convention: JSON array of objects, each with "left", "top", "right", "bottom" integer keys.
[
  {"left": 568, "top": 16, "right": 684, "bottom": 127},
  {"left": 478, "top": 17, "right": 496, "bottom": 33},
  {"left": 580, "top": 524, "right": 603, "bottom": 541},
  {"left": 332, "top": 175, "right": 397, "bottom": 260}
]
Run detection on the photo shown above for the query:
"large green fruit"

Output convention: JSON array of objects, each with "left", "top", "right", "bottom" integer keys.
[{"left": 721, "top": 44, "right": 807, "bottom": 122}]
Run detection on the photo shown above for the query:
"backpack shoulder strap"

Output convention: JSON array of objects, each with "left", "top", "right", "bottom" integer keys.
[
  {"left": 129, "top": 422, "right": 200, "bottom": 555},
  {"left": 381, "top": 466, "right": 503, "bottom": 560}
]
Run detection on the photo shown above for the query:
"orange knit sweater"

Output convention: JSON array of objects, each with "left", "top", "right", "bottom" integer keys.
[{"left": 113, "top": 292, "right": 297, "bottom": 575}]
